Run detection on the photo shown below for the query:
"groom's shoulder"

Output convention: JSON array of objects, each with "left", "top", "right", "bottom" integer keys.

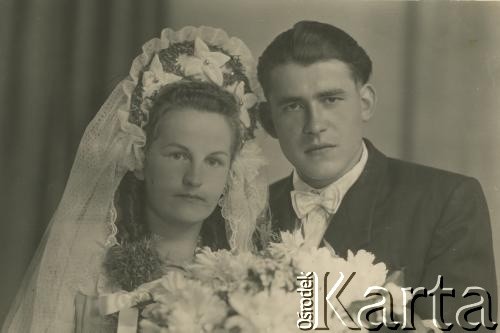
[
  {"left": 385, "top": 155, "right": 478, "bottom": 191},
  {"left": 378, "top": 153, "right": 487, "bottom": 209},
  {"left": 386, "top": 156, "right": 470, "bottom": 183},
  {"left": 369, "top": 140, "right": 477, "bottom": 191}
]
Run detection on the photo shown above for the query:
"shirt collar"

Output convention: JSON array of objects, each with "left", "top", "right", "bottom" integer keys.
[{"left": 293, "top": 140, "right": 368, "bottom": 199}]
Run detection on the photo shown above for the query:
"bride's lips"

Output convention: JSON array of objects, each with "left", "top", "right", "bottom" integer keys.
[
  {"left": 175, "top": 193, "right": 206, "bottom": 203},
  {"left": 304, "top": 143, "right": 336, "bottom": 155}
]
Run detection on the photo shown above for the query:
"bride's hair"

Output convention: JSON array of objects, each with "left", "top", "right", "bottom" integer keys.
[
  {"left": 145, "top": 80, "right": 243, "bottom": 157},
  {"left": 113, "top": 80, "right": 242, "bottom": 247}
]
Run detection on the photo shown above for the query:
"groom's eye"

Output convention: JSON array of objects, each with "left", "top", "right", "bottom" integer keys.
[
  {"left": 321, "top": 95, "right": 344, "bottom": 106},
  {"left": 282, "top": 102, "right": 304, "bottom": 113}
]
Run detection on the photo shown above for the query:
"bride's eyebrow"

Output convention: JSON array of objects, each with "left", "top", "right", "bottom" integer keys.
[
  {"left": 209, "top": 151, "right": 229, "bottom": 157},
  {"left": 160, "top": 143, "right": 188, "bottom": 150}
]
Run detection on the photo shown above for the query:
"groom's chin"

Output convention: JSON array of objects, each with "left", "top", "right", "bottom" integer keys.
[{"left": 297, "top": 163, "right": 344, "bottom": 187}]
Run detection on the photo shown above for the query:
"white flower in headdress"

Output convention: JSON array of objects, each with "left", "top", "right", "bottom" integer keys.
[
  {"left": 226, "top": 81, "right": 257, "bottom": 127},
  {"left": 142, "top": 54, "right": 182, "bottom": 98},
  {"left": 177, "top": 37, "right": 230, "bottom": 86}
]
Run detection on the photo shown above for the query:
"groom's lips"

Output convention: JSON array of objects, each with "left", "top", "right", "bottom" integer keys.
[{"left": 304, "top": 143, "right": 336, "bottom": 155}]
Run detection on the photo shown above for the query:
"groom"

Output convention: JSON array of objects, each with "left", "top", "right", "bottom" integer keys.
[{"left": 257, "top": 21, "right": 497, "bottom": 329}]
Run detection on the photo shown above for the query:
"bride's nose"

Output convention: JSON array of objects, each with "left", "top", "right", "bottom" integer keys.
[{"left": 183, "top": 162, "right": 203, "bottom": 187}]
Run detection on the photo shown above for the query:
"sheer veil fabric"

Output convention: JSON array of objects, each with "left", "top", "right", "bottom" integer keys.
[{"left": 1, "top": 26, "right": 268, "bottom": 333}]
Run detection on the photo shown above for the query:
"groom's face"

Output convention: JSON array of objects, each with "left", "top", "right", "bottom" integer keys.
[{"left": 267, "top": 60, "right": 374, "bottom": 188}]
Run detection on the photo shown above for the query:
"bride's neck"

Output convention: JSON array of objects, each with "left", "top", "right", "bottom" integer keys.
[{"left": 145, "top": 206, "right": 203, "bottom": 264}]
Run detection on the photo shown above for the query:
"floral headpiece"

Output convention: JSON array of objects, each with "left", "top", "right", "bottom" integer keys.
[
  {"left": 117, "top": 27, "right": 261, "bottom": 172},
  {"left": 110, "top": 27, "right": 267, "bottom": 251}
]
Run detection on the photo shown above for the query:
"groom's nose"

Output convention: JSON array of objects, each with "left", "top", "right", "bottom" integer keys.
[{"left": 303, "top": 104, "right": 327, "bottom": 135}]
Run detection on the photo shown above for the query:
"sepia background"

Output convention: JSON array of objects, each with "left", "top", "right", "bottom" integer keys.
[{"left": 1, "top": 0, "right": 499, "bottom": 323}]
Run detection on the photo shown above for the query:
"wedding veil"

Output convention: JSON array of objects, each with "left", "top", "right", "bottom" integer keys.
[{"left": 1, "top": 26, "right": 268, "bottom": 333}]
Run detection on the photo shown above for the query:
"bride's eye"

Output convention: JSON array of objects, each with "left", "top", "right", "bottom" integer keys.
[
  {"left": 168, "top": 151, "right": 189, "bottom": 161},
  {"left": 206, "top": 157, "right": 225, "bottom": 168}
]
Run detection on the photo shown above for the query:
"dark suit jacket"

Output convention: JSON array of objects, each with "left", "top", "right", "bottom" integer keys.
[{"left": 269, "top": 139, "right": 497, "bottom": 328}]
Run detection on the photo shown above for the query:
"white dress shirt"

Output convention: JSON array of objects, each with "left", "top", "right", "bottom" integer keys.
[{"left": 291, "top": 141, "right": 368, "bottom": 248}]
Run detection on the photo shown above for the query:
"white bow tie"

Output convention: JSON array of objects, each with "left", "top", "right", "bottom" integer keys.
[{"left": 291, "top": 189, "right": 341, "bottom": 219}]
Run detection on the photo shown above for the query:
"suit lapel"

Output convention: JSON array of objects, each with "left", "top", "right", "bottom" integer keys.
[
  {"left": 323, "top": 140, "right": 387, "bottom": 256},
  {"left": 269, "top": 175, "right": 296, "bottom": 236}
]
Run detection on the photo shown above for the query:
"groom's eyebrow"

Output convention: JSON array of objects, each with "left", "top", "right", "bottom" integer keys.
[
  {"left": 274, "top": 89, "right": 347, "bottom": 106},
  {"left": 275, "top": 96, "right": 303, "bottom": 107},
  {"left": 315, "top": 89, "right": 347, "bottom": 98}
]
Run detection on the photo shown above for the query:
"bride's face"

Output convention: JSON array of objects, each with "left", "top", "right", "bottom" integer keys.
[{"left": 142, "top": 108, "right": 233, "bottom": 226}]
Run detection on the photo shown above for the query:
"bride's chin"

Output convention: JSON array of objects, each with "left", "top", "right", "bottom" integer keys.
[{"left": 165, "top": 206, "right": 213, "bottom": 226}]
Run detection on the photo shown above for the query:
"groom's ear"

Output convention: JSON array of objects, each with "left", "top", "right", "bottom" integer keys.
[{"left": 258, "top": 102, "right": 277, "bottom": 138}]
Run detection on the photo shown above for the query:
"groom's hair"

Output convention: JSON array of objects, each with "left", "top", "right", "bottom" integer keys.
[
  {"left": 257, "top": 21, "right": 372, "bottom": 137},
  {"left": 257, "top": 20, "right": 372, "bottom": 93}
]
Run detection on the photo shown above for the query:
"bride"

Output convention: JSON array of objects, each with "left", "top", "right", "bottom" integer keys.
[{"left": 2, "top": 26, "right": 268, "bottom": 333}]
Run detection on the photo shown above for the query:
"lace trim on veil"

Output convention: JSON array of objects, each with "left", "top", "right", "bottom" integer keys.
[
  {"left": 1, "top": 26, "right": 268, "bottom": 333},
  {"left": 105, "top": 203, "right": 119, "bottom": 248}
]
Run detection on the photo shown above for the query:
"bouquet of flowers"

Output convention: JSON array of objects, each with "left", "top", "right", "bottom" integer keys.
[{"left": 122, "top": 231, "right": 410, "bottom": 333}]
